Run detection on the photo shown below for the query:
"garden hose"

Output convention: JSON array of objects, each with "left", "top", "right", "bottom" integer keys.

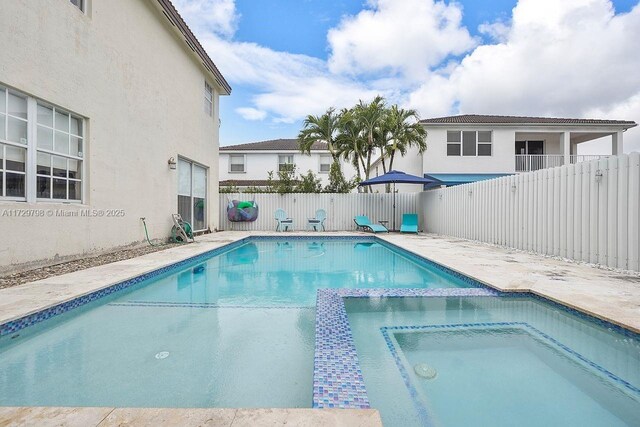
[{"left": 140, "top": 217, "right": 159, "bottom": 247}]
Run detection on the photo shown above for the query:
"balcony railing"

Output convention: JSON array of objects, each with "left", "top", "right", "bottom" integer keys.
[{"left": 515, "top": 154, "right": 610, "bottom": 172}]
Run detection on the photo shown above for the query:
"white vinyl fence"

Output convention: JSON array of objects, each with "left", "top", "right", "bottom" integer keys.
[
  {"left": 422, "top": 153, "right": 640, "bottom": 271},
  {"left": 219, "top": 193, "right": 420, "bottom": 232}
]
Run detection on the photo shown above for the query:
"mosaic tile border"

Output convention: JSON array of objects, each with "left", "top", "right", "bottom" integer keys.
[
  {"left": 380, "top": 322, "right": 640, "bottom": 423},
  {"left": 108, "top": 301, "right": 313, "bottom": 310},
  {"left": 0, "top": 238, "right": 252, "bottom": 337},
  {"left": 312, "top": 288, "right": 499, "bottom": 409},
  {"left": 313, "top": 288, "right": 370, "bottom": 409}
]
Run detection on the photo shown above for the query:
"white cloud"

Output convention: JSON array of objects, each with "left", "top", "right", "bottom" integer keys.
[
  {"left": 235, "top": 107, "right": 267, "bottom": 121},
  {"left": 327, "top": 0, "right": 477, "bottom": 81},
  {"left": 174, "top": 0, "right": 640, "bottom": 152},
  {"left": 172, "top": 0, "right": 239, "bottom": 38},
  {"left": 408, "top": 0, "right": 640, "bottom": 152},
  {"left": 584, "top": 93, "right": 640, "bottom": 153}
]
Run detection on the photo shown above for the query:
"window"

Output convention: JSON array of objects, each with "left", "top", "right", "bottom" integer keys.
[
  {"left": 178, "top": 158, "right": 208, "bottom": 232},
  {"left": 35, "top": 103, "right": 84, "bottom": 201},
  {"left": 319, "top": 154, "right": 332, "bottom": 173},
  {"left": 477, "top": 131, "right": 492, "bottom": 156},
  {"left": 229, "top": 154, "right": 245, "bottom": 173},
  {"left": 462, "top": 131, "right": 476, "bottom": 156},
  {"left": 0, "top": 86, "right": 84, "bottom": 202},
  {"left": 278, "top": 154, "right": 294, "bottom": 171},
  {"left": 0, "top": 88, "right": 27, "bottom": 198},
  {"left": 69, "top": 0, "right": 84, "bottom": 12},
  {"left": 204, "top": 82, "right": 213, "bottom": 116},
  {"left": 446, "top": 130, "right": 492, "bottom": 157},
  {"left": 446, "top": 131, "right": 461, "bottom": 156}
]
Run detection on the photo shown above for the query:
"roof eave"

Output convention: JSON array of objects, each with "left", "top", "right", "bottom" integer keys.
[
  {"left": 153, "top": 0, "right": 232, "bottom": 96},
  {"left": 420, "top": 121, "right": 637, "bottom": 130}
]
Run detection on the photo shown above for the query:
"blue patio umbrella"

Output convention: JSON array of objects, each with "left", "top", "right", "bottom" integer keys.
[{"left": 359, "top": 170, "right": 440, "bottom": 231}]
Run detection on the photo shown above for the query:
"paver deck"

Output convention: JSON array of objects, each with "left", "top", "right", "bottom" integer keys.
[{"left": 0, "top": 407, "right": 383, "bottom": 427}]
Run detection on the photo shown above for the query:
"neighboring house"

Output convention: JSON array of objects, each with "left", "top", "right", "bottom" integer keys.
[
  {"left": 375, "top": 114, "right": 637, "bottom": 192},
  {"left": 219, "top": 138, "right": 357, "bottom": 190},
  {"left": 0, "top": 0, "right": 230, "bottom": 272}
]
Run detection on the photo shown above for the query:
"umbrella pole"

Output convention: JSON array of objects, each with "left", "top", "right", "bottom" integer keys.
[{"left": 393, "top": 182, "right": 396, "bottom": 231}]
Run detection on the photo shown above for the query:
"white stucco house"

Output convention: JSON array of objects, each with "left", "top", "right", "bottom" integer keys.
[
  {"left": 219, "top": 139, "right": 357, "bottom": 190},
  {"left": 0, "top": 0, "right": 230, "bottom": 272},
  {"left": 377, "top": 114, "right": 637, "bottom": 192}
]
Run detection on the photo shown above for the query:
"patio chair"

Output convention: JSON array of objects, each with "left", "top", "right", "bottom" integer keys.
[
  {"left": 400, "top": 213, "right": 419, "bottom": 234},
  {"left": 275, "top": 209, "right": 294, "bottom": 232},
  {"left": 307, "top": 209, "right": 326, "bottom": 231},
  {"left": 353, "top": 215, "right": 388, "bottom": 233}
]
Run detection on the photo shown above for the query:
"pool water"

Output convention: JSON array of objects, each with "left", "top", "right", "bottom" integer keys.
[
  {"left": 345, "top": 296, "right": 640, "bottom": 427},
  {"left": 0, "top": 238, "right": 471, "bottom": 407}
]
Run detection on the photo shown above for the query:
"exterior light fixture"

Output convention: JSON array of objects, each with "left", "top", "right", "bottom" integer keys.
[
  {"left": 468, "top": 189, "right": 473, "bottom": 196},
  {"left": 168, "top": 157, "right": 177, "bottom": 170},
  {"left": 438, "top": 193, "right": 443, "bottom": 200},
  {"left": 595, "top": 170, "right": 603, "bottom": 182},
  {"left": 511, "top": 184, "right": 517, "bottom": 192}
]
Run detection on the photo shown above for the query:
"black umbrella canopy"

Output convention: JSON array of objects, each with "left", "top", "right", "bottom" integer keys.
[{"left": 359, "top": 170, "right": 439, "bottom": 186}]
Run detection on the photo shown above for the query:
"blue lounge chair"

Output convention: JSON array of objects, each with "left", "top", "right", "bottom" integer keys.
[
  {"left": 307, "top": 209, "right": 327, "bottom": 231},
  {"left": 400, "top": 213, "right": 419, "bottom": 233},
  {"left": 354, "top": 215, "right": 388, "bottom": 233},
  {"left": 275, "top": 209, "right": 294, "bottom": 231}
]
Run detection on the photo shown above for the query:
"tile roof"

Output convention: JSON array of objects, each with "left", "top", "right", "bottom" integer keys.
[
  {"left": 420, "top": 114, "right": 637, "bottom": 128},
  {"left": 155, "top": 0, "right": 231, "bottom": 95},
  {"left": 220, "top": 138, "right": 328, "bottom": 151}
]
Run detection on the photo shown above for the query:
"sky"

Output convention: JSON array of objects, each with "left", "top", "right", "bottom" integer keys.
[{"left": 173, "top": 0, "right": 640, "bottom": 154}]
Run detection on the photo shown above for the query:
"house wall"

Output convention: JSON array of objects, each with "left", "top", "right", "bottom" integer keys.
[
  {"left": 219, "top": 151, "right": 357, "bottom": 187},
  {"left": 422, "top": 128, "right": 519, "bottom": 174},
  {"left": 0, "top": 0, "right": 222, "bottom": 272}
]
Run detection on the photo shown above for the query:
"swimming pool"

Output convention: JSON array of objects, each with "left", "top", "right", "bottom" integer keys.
[
  {"left": 0, "top": 237, "right": 474, "bottom": 408},
  {"left": 345, "top": 295, "right": 640, "bottom": 427}
]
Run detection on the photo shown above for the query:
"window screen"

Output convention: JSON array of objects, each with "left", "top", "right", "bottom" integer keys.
[{"left": 462, "top": 131, "right": 476, "bottom": 156}]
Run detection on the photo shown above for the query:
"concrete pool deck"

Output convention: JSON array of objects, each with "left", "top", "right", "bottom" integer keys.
[
  {"left": 0, "top": 231, "right": 639, "bottom": 425},
  {"left": 0, "top": 407, "right": 383, "bottom": 426}
]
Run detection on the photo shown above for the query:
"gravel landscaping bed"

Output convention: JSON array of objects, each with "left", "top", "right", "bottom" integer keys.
[{"left": 0, "top": 242, "right": 180, "bottom": 290}]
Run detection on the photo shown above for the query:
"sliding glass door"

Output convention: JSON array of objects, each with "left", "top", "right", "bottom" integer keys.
[{"left": 178, "top": 158, "right": 208, "bottom": 232}]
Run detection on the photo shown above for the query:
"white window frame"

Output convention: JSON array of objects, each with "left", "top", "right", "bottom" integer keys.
[
  {"left": 278, "top": 154, "right": 294, "bottom": 172},
  {"left": 177, "top": 156, "right": 208, "bottom": 232},
  {"left": 0, "top": 88, "right": 28, "bottom": 201},
  {"left": 319, "top": 154, "right": 332, "bottom": 174},
  {"left": 0, "top": 84, "right": 85, "bottom": 204},
  {"left": 204, "top": 81, "right": 213, "bottom": 117},
  {"left": 446, "top": 130, "right": 492, "bottom": 157},
  {"left": 228, "top": 154, "right": 246, "bottom": 173},
  {"left": 35, "top": 101, "right": 85, "bottom": 202}
]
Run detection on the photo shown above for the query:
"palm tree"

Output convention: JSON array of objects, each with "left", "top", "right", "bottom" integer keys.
[
  {"left": 336, "top": 109, "right": 366, "bottom": 192},
  {"left": 352, "top": 96, "right": 386, "bottom": 188},
  {"left": 298, "top": 108, "right": 341, "bottom": 164},
  {"left": 383, "top": 106, "right": 427, "bottom": 172}
]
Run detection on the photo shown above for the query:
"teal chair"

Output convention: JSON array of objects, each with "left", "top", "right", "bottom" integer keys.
[
  {"left": 275, "top": 209, "right": 293, "bottom": 231},
  {"left": 307, "top": 209, "right": 327, "bottom": 231},
  {"left": 354, "top": 215, "right": 388, "bottom": 233},
  {"left": 400, "top": 213, "right": 419, "bottom": 233}
]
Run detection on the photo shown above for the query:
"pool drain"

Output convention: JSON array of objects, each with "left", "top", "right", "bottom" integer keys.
[
  {"left": 155, "top": 351, "right": 170, "bottom": 360},
  {"left": 414, "top": 363, "right": 437, "bottom": 379}
]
